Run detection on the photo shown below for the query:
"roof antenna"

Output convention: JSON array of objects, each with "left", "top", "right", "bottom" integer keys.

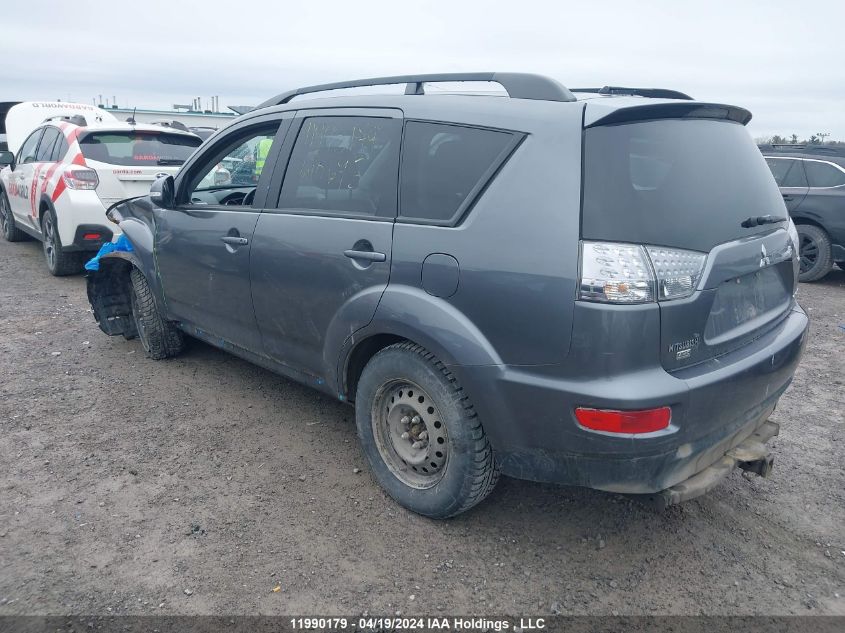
[{"left": 126, "top": 106, "right": 137, "bottom": 125}]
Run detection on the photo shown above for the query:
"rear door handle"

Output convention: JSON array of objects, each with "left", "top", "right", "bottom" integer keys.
[
  {"left": 344, "top": 249, "right": 386, "bottom": 262},
  {"left": 221, "top": 236, "right": 249, "bottom": 246}
]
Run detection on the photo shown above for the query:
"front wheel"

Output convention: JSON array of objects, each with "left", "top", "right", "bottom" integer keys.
[
  {"left": 355, "top": 342, "right": 499, "bottom": 519},
  {"left": 1, "top": 190, "right": 28, "bottom": 242},
  {"left": 129, "top": 268, "right": 184, "bottom": 360},
  {"left": 797, "top": 224, "right": 833, "bottom": 282}
]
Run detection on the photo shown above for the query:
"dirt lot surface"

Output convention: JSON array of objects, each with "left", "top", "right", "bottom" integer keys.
[{"left": 0, "top": 236, "right": 843, "bottom": 617}]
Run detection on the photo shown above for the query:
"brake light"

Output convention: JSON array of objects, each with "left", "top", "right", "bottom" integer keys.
[
  {"left": 82, "top": 232, "right": 101, "bottom": 240},
  {"left": 62, "top": 169, "right": 99, "bottom": 190},
  {"left": 579, "top": 241, "right": 706, "bottom": 304},
  {"left": 575, "top": 407, "right": 671, "bottom": 434}
]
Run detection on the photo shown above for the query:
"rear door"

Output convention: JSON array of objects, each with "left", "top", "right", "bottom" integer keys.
[
  {"left": 155, "top": 116, "right": 290, "bottom": 351},
  {"left": 582, "top": 115, "right": 795, "bottom": 372},
  {"left": 250, "top": 109, "right": 402, "bottom": 380},
  {"left": 764, "top": 156, "right": 808, "bottom": 212}
]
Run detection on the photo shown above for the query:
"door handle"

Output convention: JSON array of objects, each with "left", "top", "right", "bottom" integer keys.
[
  {"left": 221, "top": 236, "right": 249, "bottom": 246},
  {"left": 781, "top": 194, "right": 793, "bottom": 200},
  {"left": 344, "top": 249, "right": 386, "bottom": 262}
]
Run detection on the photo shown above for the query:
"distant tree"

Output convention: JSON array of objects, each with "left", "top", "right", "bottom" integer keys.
[
  {"left": 809, "top": 134, "right": 820, "bottom": 144},
  {"left": 771, "top": 134, "right": 786, "bottom": 144},
  {"left": 790, "top": 134, "right": 799, "bottom": 144}
]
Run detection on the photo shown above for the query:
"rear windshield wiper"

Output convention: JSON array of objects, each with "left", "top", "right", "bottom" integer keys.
[
  {"left": 741, "top": 215, "right": 782, "bottom": 228},
  {"left": 157, "top": 158, "right": 185, "bottom": 166}
]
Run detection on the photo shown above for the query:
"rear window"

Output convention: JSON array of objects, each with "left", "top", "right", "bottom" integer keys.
[
  {"left": 79, "top": 131, "right": 201, "bottom": 166},
  {"left": 582, "top": 119, "right": 787, "bottom": 252},
  {"left": 400, "top": 122, "right": 515, "bottom": 224}
]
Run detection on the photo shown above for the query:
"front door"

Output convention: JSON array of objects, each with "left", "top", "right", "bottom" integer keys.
[
  {"left": 250, "top": 110, "right": 402, "bottom": 380},
  {"left": 6, "top": 128, "right": 45, "bottom": 230},
  {"left": 155, "top": 120, "right": 287, "bottom": 352}
]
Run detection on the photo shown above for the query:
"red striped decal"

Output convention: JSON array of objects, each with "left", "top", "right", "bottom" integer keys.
[
  {"left": 51, "top": 177, "right": 66, "bottom": 203},
  {"left": 72, "top": 152, "right": 86, "bottom": 166},
  {"left": 40, "top": 162, "right": 62, "bottom": 198},
  {"left": 30, "top": 164, "right": 43, "bottom": 217}
]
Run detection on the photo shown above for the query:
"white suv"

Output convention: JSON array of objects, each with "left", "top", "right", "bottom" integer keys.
[{"left": 0, "top": 102, "right": 202, "bottom": 275}]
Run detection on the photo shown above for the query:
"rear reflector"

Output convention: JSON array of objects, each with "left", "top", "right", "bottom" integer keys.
[
  {"left": 82, "top": 233, "right": 101, "bottom": 240},
  {"left": 575, "top": 406, "right": 671, "bottom": 434}
]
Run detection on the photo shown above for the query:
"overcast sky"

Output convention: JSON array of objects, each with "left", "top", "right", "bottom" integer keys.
[{"left": 2, "top": 0, "right": 843, "bottom": 140}]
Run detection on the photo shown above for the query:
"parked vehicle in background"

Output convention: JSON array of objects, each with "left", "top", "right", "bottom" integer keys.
[
  {"left": 87, "top": 74, "right": 807, "bottom": 518},
  {"left": 759, "top": 144, "right": 845, "bottom": 281},
  {"left": 0, "top": 102, "right": 202, "bottom": 275}
]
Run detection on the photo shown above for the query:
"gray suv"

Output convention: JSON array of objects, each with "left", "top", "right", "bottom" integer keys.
[{"left": 86, "top": 73, "right": 808, "bottom": 518}]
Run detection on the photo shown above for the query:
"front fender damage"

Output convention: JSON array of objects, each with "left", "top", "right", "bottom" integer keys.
[{"left": 86, "top": 255, "right": 138, "bottom": 339}]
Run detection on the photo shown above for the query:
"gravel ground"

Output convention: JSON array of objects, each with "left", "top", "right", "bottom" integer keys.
[{"left": 0, "top": 236, "right": 843, "bottom": 617}]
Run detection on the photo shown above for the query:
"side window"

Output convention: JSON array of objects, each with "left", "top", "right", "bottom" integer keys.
[
  {"left": 781, "top": 159, "right": 807, "bottom": 188},
  {"left": 185, "top": 123, "right": 281, "bottom": 206},
  {"left": 277, "top": 116, "right": 401, "bottom": 217},
  {"left": 35, "top": 127, "right": 61, "bottom": 162},
  {"left": 765, "top": 158, "right": 792, "bottom": 186},
  {"left": 17, "top": 130, "right": 43, "bottom": 165},
  {"left": 400, "top": 122, "right": 516, "bottom": 224},
  {"left": 51, "top": 136, "right": 69, "bottom": 163},
  {"left": 804, "top": 160, "right": 845, "bottom": 188}
]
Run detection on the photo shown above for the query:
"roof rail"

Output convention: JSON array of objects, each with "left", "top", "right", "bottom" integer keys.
[
  {"left": 571, "top": 86, "right": 693, "bottom": 100},
  {"left": 43, "top": 114, "right": 87, "bottom": 126},
  {"left": 256, "top": 72, "right": 576, "bottom": 109}
]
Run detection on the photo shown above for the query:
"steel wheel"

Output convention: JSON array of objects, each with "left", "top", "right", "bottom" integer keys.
[
  {"left": 798, "top": 233, "right": 818, "bottom": 275},
  {"left": 371, "top": 379, "right": 449, "bottom": 489},
  {"left": 42, "top": 212, "right": 57, "bottom": 271}
]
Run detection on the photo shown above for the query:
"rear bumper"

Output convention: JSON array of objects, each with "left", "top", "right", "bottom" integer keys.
[
  {"left": 63, "top": 224, "right": 114, "bottom": 252},
  {"left": 455, "top": 304, "right": 808, "bottom": 494}
]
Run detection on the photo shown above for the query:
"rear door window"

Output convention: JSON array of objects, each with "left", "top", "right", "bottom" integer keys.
[
  {"left": 278, "top": 116, "right": 401, "bottom": 218},
  {"left": 804, "top": 160, "right": 845, "bottom": 188},
  {"left": 399, "top": 122, "right": 516, "bottom": 224},
  {"left": 79, "top": 131, "right": 201, "bottom": 166},
  {"left": 35, "top": 127, "right": 61, "bottom": 162},
  {"left": 765, "top": 157, "right": 807, "bottom": 187}
]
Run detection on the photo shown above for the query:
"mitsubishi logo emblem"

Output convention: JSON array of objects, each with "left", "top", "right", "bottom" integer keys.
[{"left": 760, "top": 244, "right": 771, "bottom": 268}]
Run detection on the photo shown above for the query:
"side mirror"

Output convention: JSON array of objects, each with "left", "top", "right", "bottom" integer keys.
[
  {"left": 149, "top": 175, "right": 175, "bottom": 208},
  {"left": 0, "top": 151, "right": 14, "bottom": 170}
]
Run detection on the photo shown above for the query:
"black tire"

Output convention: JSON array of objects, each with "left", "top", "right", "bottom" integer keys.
[
  {"left": 41, "top": 207, "right": 83, "bottom": 276},
  {"left": 0, "top": 189, "right": 27, "bottom": 242},
  {"left": 796, "top": 224, "right": 833, "bottom": 283},
  {"left": 355, "top": 342, "right": 499, "bottom": 519},
  {"left": 129, "top": 268, "right": 184, "bottom": 360}
]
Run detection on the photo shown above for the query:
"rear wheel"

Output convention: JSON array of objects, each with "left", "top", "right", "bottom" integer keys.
[
  {"left": 796, "top": 224, "right": 833, "bottom": 282},
  {"left": 129, "top": 268, "right": 184, "bottom": 360},
  {"left": 41, "top": 207, "right": 83, "bottom": 276},
  {"left": 355, "top": 342, "right": 498, "bottom": 519},
  {"left": 0, "top": 190, "right": 27, "bottom": 242}
]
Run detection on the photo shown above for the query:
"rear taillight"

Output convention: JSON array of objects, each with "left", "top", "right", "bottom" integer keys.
[
  {"left": 579, "top": 241, "right": 706, "bottom": 304},
  {"left": 62, "top": 169, "right": 99, "bottom": 190},
  {"left": 575, "top": 406, "right": 671, "bottom": 434}
]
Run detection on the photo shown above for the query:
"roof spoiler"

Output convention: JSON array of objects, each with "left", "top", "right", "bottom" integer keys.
[
  {"left": 256, "top": 72, "right": 576, "bottom": 109},
  {"left": 586, "top": 102, "right": 752, "bottom": 127},
  {"left": 571, "top": 86, "right": 693, "bottom": 100},
  {"left": 43, "top": 114, "right": 87, "bottom": 126}
]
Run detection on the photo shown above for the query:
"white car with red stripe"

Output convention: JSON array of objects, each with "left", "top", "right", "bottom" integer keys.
[{"left": 0, "top": 102, "right": 202, "bottom": 275}]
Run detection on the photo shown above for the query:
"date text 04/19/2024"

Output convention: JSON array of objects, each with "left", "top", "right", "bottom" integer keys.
[{"left": 289, "top": 617, "right": 547, "bottom": 631}]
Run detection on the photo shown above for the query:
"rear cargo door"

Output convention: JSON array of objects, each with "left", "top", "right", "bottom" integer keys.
[
  {"left": 582, "top": 113, "right": 796, "bottom": 374},
  {"left": 78, "top": 130, "right": 202, "bottom": 207}
]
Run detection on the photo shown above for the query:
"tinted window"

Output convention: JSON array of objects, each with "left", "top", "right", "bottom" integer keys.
[
  {"left": 79, "top": 131, "right": 201, "bottom": 166},
  {"left": 278, "top": 116, "right": 400, "bottom": 217},
  {"left": 583, "top": 119, "right": 787, "bottom": 253},
  {"left": 35, "top": 127, "right": 61, "bottom": 162},
  {"left": 18, "top": 130, "right": 43, "bottom": 164},
  {"left": 804, "top": 160, "right": 845, "bottom": 188},
  {"left": 51, "top": 136, "right": 69, "bottom": 162},
  {"left": 781, "top": 158, "right": 808, "bottom": 187},
  {"left": 400, "top": 122, "right": 514, "bottom": 223}
]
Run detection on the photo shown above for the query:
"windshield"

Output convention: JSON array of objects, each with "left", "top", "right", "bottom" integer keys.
[
  {"left": 79, "top": 131, "right": 201, "bottom": 166},
  {"left": 582, "top": 119, "right": 786, "bottom": 252}
]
